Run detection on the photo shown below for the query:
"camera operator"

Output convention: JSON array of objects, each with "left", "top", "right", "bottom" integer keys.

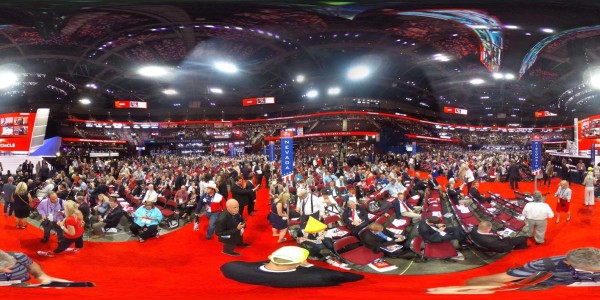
[{"left": 38, "top": 191, "right": 66, "bottom": 244}]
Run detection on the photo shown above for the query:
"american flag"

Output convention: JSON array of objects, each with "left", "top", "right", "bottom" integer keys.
[
  {"left": 531, "top": 169, "right": 542, "bottom": 176},
  {"left": 282, "top": 173, "right": 294, "bottom": 183}
]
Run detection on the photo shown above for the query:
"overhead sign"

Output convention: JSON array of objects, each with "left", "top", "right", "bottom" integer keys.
[
  {"left": 535, "top": 111, "right": 557, "bottom": 118},
  {"left": 114, "top": 100, "right": 148, "bottom": 109},
  {"left": 0, "top": 112, "right": 37, "bottom": 151},
  {"left": 242, "top": 97, "right": 275, "bottom": 107},
  {"left": 443, "top": 106, "right": 468, "bottom": 115}
]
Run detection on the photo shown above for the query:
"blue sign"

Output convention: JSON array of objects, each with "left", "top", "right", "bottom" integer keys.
[
  {"left": 411, "top": 141, "right": 417, "bottom": 156},
  {"left": 269, "top": 142, "right": 275, "bottom": 162},
  {"left": 280, "top": 134, "right": 294, "bottom": 182},
  {"left": 531, "top": 137, "right": 542, "bottom": 175}
]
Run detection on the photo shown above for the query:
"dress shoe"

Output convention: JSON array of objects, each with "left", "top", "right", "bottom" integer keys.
[
  {"left": 239, "top": 243, "right": 252, "bottom": 247},
  {"left": 222, "top": 250, "right": 241, "bottom": 256}
]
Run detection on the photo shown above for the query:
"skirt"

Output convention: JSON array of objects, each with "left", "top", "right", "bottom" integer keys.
[{"left": 555, "top": 199, "right": 570, "bottom": 212}]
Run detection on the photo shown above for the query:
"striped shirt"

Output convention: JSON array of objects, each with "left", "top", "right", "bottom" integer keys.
[{"left": 1, "top": 252, "right": 33, "bottom": 282}]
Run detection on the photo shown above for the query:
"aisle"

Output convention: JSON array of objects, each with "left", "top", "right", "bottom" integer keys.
[{"left": 1, "top": 177, "right": 598, "bottom": 299}]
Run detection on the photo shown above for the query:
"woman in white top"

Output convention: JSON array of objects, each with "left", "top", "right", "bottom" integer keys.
[{"left": 582, "top": 171, "right": 596, "bottom": 206}]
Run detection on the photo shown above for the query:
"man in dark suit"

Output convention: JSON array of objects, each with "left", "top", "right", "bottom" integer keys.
[
  {"left": 468, "top": 181, "right": 492, "bottom": 203},
  {"left": 342, "top": 199, "right": 369, "bottom": 236},
  {"left": 360, "top": 222, "right": 405, "bottom": 253},
  {"left": 215, "top": 199, "right": 250, "bottom": 256},
  {"left": 426, "top": 175, "right": 441, "bottom": 191},
  {"left": 508, "top": 160, "right": 520, "bottom": 190},
  {"left": 91, "top": 197, "right": 124, "bottom": 238},
  {"left": 230, "top": 176, "right": 253, "bottom": 217},
  {"left": 418, "top": 216, "right": 468, "bottom": 247},
  {"left": 469, "top": 221, "right": 529, "bottom": 252},
  {"left": 322, "top": 181, "right": 341, "bottom": 198}
]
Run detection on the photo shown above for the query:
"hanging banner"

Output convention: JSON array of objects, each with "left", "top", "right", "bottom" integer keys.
[
  {"left": 280, "top": 131, "right": 294, "bottom": 183},
  {"left": 531, "top": 134, "right": 543, "bottom": 176},
  {"left": 269, "top": 141, "right": 275, "bottom": 162},
  {"left": 411, "top": 141, "right": 417, "bottom": 156}
]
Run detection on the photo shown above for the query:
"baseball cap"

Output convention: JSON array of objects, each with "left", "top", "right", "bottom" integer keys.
[{"left": 269, "top": 246, "right": 309, "bottom": 265}]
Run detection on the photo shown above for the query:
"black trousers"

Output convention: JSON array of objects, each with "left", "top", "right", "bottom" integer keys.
[
  {"left": 54, "top": 236, "right": 83, "bottom": 253},
  {"left": 130, "top": 223, "right": 158, "bottom": 240},
  {"left": 42, "top": 220, "right": 64, "bottom": 241},
  {"left": 247, "top": 198, "right": 255, "bottom": 214},
  {"left": 509, "top": 177, "right": 519, "bottom": 189}
]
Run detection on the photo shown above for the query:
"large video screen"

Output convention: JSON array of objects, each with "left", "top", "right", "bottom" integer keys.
[
  {"left": 578, "top": 115, "right": 600, "bottom": 150},
  {"left": 0, "top": 112, "right": 36, "bottom": 151}
]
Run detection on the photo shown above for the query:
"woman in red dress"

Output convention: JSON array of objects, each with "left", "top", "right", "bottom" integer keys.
[
  {"left": 38, "top": 200, "right": 85, "bottom": 257},
  {"left": 554, "top": 180, "right": 572, "bottom": 224}
]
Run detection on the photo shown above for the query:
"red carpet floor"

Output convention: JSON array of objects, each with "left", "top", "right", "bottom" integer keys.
[{"left": 1, "top": 177, "right": 599, "bottom": 299}]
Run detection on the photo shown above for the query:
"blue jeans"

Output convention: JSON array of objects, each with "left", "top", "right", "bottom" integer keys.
[{"left": 205, "top": 211, "right": 221, "bottom": 238}]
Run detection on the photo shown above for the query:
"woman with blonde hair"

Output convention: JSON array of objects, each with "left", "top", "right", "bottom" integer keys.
[
  {"left": 269, "top": 192, "right": 290, "bottom": 243},
  {"left": 13, "top": 182, "right": 32, "bottom": 229},
  {"left": 554, "top": 180, "right": 572, "bottom": 223},
  {"left": 582, "top": 171, "right": 596, "bottom": 206},
  {"left": 38, "top": 200, "right": 85, "bottom": 257}
]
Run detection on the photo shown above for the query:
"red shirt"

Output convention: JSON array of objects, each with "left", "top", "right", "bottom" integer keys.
[{"left": 64, "top": 215, "right": 84, "bottom": 239}]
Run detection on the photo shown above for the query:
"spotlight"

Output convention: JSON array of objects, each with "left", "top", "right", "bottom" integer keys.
[
  {"left": 79, "top": 98, "right": 91, "bottom": 105},
  {"left": 347, "top": 65, "right": 370, "bottom": 80},
  {"left": 541, "top": 28, "right": 555, "bottom": 33},
  {"left": 213, "top": 61, "right": 238, "bottom": 74},
  {"left": 327, "top": 87, "right": 341, "bottom": 95},
  {"left": 162, "top": 89, "right": 178, "bottom": 95},
  {"left": 209, "top": 87, "right": 223, "bottom": 94},
  {"left": 504, "top": 73, "right": 515, "bottom": 80},
  {"left": 306, "top": 89, "right": 318, "bottom": 98},
  {"left": 492, "top": 73, "right": 504, "bottom": 79},
  {"left": 0, "top": 71, "right": 18, "bottom": 89},
  {"left": 470, "top": 78, "right": 485, "bottom": 85},
  {"left": 296, "top": 75, "right": 305, "bottom": 83},
  {"left": 137, "top": 65, "right": 169, "bottom": 77}
]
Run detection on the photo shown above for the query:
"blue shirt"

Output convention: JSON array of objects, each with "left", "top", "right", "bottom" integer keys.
[
  {"left": 133, "top": 206, "right": 163, "bottom": 227},
  {"left": 1, "top": 252, "right": 33, "bottom": 282}
]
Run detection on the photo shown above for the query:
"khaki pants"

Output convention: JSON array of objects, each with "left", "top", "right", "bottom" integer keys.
[{"left": 526, "top": 219, "right": 547, "bottom": 244}]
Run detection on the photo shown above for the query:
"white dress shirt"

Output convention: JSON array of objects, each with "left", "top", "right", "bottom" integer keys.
[{"left": 522, "top": 202, "right": 554, "bottom": 220}]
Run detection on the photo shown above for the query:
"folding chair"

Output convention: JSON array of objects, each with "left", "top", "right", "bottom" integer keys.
[{"left": 333, "top": 236, "right": 383, "bottom": 265}]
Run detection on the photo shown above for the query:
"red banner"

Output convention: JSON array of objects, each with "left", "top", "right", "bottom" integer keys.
[
  {"left": 266, "top": 131, "right": 377, "bottom": 141},
  {"left": 242, "top": 97, "right": 275, "bottom": 107},
  {"left": 0, "top": 112, "right": 36, "bottom": 151},
  {"left": 405, "top": 134, "right": 460, "bottom": 143}
]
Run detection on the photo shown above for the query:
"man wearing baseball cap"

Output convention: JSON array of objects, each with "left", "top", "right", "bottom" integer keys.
[{"left": 220, "top": 246, "right": 363, "bottom": 287}]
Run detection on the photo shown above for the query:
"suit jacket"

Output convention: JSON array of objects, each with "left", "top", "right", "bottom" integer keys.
[
  {"left": 508, "top": 163, "right": 520, "bottom": 178},
  {"left": 427, "top": 178, "right": 440, "bottom": 190},
  {"left": 469, "top": 187, "right": 487, "bottom": 203},
  {"left": 246, "top": 181, "right": 256, "bottom": 201},
  {"left": 469, "top": 229, "right": 513, "bottom": 252},
  {"left": 361, "top": 229, "right": 397, "bottom": 252},
  {"left": 103, "top": 205, "right": 124, "bottom": 229},
  {"left": 215, "top": 211, "right": 243, "bottom": 245},
  {"left": 447, "top": 186, "right": 461, "bottom": 205},
  {"left": 417, "top": 220, "right": 450, "bottom": 243},
  {"left": 342, "top": 205, "right": 368, "bottom": 227},
  {"left": 322, "top": 186, "right": 341, "bottom": 197},
  {"left": 231, "top": 183, "right": 252, "bottom": 206}
]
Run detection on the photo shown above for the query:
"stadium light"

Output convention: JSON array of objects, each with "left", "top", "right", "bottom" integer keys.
[
  {"left": 306, "top": 89, "right": 319, "bottom": 98},
  {"left": 137, "top": 65, "right": 170, "bottom": 77},
  {"left": 209, "top": 87, "right": 223, "bottom": 94},
  {"left": 327, "top": 87, "right": 341, "bottom": 95},
  {"left": 470, "top": 78, "right": 485, "bottom": 85},
  {"left": 0, "top": 71, "right": 19, "bottom": 89},
  {"left": 162, "top": 89, "right": 178, "bottom": 95},
  {"left": 296, "top": 74, "right": 305, "bottom": 83},
  {"left": 79, "top": 98, "right": 91, "bottom": 105},
  {"left": 347, "top": 65, "right": 370, "bottom": 80},
  {"left": 213, "top": 61, "right": 238, "bottom": 74}
]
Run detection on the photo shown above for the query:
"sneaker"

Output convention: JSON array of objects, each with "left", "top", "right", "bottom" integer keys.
[
  {"left": 450, "top": 252, "right": 465, "bottom": 261},
  {"left": 139, "top": 238, "right": 145, "bottom": 243},
  {"left": 193, "top": 222, "right": 199, "bottom": 231},
  {"left": 155, "top": 233, "right": 160, "bottom": 239},
  {"left": 106, "top": 228, "right": 118, "bottom": 233},
  {"left": 65, "top": 248, "right": 80, "bottom": 253},
  {"left": 222, "top": 250, "right": 241, "bottom": 256},
  {"left": 37, "top": 251, "right": 55, "bottom": 257}
]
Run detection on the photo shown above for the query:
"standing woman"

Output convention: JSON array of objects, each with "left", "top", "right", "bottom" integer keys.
[
  {"left": 582, "top": 171, "right": 596, "bottom": 206},
  {"left": 554, "top": 180, "right": 572, "bottom": 223},
  {"left": 13, "top": 182, "right": 32, "bottom": 229},
  {"left": 269, "top": 192, "right": 289, "bottom": 243},
  {"left": 37, "top": 200, "right": 84, "bottom": 257}
]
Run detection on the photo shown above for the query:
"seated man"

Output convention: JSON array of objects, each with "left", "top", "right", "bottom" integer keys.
[
  {"left": 296, "top": 217, "right": 335, "bottom": 260},
  {"left": 91, "top": 197, "right": 124, "bottom": 239},
  {"left": 360, "top": 222, "right": 406, "bottom": 255},
  {"left": 378, "top": 177, "right": 406, "bottom": 197},
  {"left": 418, "top": 216, "right": 468, "bottom": 248},
  {"left": 427, "top": 174, "right": 441, "bottom": 191},
  {"left": 220, "top": 246, "right": 363, "bottom": 287},
  {"left": 469, "top": 181, "right": 492, "bottom": 203},
  {"left": 0, "top": 249, "right": 67, "bottom": 283},
  {"left": 129, "top": 201, "right": 163, "bottom": 243},
  {"left": 391, "top": 193, "right": 422, "bottom": 223},
  {"left": 367, "top": 195, "right": 392, "bottom": 217},
  {"left": 320, "top": 190, "right": 341, "bottom": 216},
  {"left": 469, "top": 221, "right": 529, "bottom": 252},
  {"left": 342, "top": 199, "right": 369, "bottom": 236}
]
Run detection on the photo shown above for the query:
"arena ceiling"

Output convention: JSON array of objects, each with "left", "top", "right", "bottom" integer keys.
[{"left": 0, "top": 0, "right": 600, "bottom": 126}]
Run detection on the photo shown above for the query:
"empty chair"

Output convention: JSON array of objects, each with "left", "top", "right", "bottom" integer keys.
[{"left": 333, "top": 236, "right": 384, "bottom": 265}]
